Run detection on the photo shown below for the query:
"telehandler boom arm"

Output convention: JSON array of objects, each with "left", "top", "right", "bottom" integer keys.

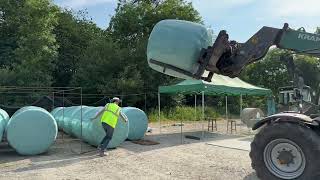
[{"left": 199, "top": 23, "right": 320, "bottom": 80}]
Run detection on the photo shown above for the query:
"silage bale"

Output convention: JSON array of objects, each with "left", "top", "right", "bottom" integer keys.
[
  {"left": 70, "top": 106, "right": 90, "bottom": 138},
  {"left": 64, "top": 106, "right": 80, "bottom": 135},
  {"left": 125, "top": 107, "right": 148, "bottom": 140},
  {"left": 55, "top": 106, "right": 76, "bottom": 134},
  {"left": 53, "top": 107, "right": 73, "bottom": 131},
  {"left": 89, "top": 106, "right": 129, "bottom": 148},
  {"left": 147, "top": 19, "right": 214, "bottom": 79},
  {"left": 241, "top": 108, "right": 264, "bottom": 128},
  {"left": 51, "top": 107, "right": 64, "bottom": 128},
  {"left": 52, "top": 106, "right": 129, "bottom": 149},
  {"left": 6, "top": 106, "right": 57, "bottom": 155},
  {"left": 79, "top": 107, "right": 103, "bottom": 143},
  {"left": 51, "top": 107, "right": 63, "bottom": 117},
  {"left": 0, "top": 109, "right": 9, "bottom": 142}
]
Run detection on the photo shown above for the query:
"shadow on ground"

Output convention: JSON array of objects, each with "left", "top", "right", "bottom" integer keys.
[
  {"left": 0, "top": 130, "right": 252, "bottom": 173},
  {"left": 122, "top": 131, "right": 244, "bottom": 153},
  {"left": 238, "top": 136, "right": 254, "bottom": 142},
  {"left": 12, "top": 154, "right": 99, "bottom": 173},
  {"left": 243, "top": 172, "right": 260, "bottom": 180},
  {"left": 0, "top": 133, "right": 99, "bottom": 173}
]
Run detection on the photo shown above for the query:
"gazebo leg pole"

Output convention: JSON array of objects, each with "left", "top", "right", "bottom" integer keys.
[
  {"left": 158, "top": 92, "right": 161, "bottom": 134},
  {"left": 181, "top": 99, "right": 183, "bottom": 144},
  {"left": 195, "top": 94, "right": 197, "bottom": 130},
  {"left": 144, "top": 93, "right": 147, "bottom": 112},
  {"left": 195, "top": 94, "right": 197, "bottom": 121},
  {"left": 202, "top": 91, "right": 205, "bottom": 140},
  {"left": 240, "top": 94, "right": 243, "bottom": 118},
  {"left": 180, "top": 93, "right": 183, "bottom": 144},
  {"left": 240, "top": 94, "right": 243, "bottom": 132},
  {"left": 226, "top": 96, "right": 228, "bottom": 120},
  {"left": 226, "top": 96, "right": 228, "bottom": 132}
]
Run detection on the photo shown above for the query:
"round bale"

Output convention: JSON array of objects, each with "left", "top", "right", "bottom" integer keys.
[
  {"left": 124, "top": 107, "right": 148, "bottom": 140},
  {"left": 90, "top": 106, "right": 129, "bottom": 148},
  {"left": 6, "top": 106, "right": 58, "bottom": 155},
  {"left": 0, "top": 109, "right": 9, "bottom": 142}
]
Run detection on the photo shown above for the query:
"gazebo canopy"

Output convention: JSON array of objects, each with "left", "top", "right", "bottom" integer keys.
[{"left": 159, "top": 74, "right": 272, "bottom": 96}]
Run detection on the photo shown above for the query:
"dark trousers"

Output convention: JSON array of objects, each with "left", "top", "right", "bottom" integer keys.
[{"left": 99, "top": 122, "right": 114, "bottom": 151}]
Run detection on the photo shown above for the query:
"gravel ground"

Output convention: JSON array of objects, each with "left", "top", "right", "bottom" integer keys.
[{"left": 0, "top": 121, "right": 259, "bottom": 180}]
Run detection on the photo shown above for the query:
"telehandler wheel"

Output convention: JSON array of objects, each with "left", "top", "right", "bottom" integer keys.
[{"left": 250, "top": 122, "right": 320, "bottom": 180}]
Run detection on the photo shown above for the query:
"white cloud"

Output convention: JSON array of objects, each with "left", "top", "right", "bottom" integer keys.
[
  {"left": 189, "top": 0, "right": 257, "bottom": 26},
  {"left": 56, "top": 0, "right": 116, "bottom": 9},
  {"left": 190, "top": 0, "right": 255, "bottom": 15},
  {"left": 258, "top": 0, "right": 320, "bottom": 34},
  {"left": 191, "top": 0, "right": 320, "bottom": 18},
  {"left": 266, "top": 0, "right": 320, "bottom": 18},
  {"left": 190, "top": 0, "right": 255, "bottom": 9}
]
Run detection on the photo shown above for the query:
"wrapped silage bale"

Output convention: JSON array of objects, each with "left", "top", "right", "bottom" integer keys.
[
  {"left": 241, "top": 108, "right": 264, "bottom": 128},
  {"left": 79, "top": 107, "right": 102, "bottom": 143},
  {"left": 0, "top": 109, "right": 9, "bottom": 142},
  {"left": 125, "top": 107, "right": 148, "bottom": 140},
  {"left": 6, "top": 106, "right": 58, "bottom": 155},
  {"left": 51, "top": 107, "right": 64, "bottom": 129},
  {"left": 90, "top": 107, "right": 129, "bottom": 148},
  {"left": 51, "top": 107, "right": 63, "bottom": 117},
  {"left": 52, "top": 106, "right": 129, "bottom": 149},
  {"left": 64, "top": 106, "right": 80, "bottom": 135},
  {"left": 147, "top": 19, "right": 214, "bottom": 79},
  {"left": 70, "top": 106, "right": 91, "bottom": 138},
  {"left": 59, "top": 107, "right": 76, "bottom": 134}
]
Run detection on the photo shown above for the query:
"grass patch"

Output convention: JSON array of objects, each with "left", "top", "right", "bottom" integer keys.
[{"left": 148, "top": 106, "right": 220, "bottom": 122}]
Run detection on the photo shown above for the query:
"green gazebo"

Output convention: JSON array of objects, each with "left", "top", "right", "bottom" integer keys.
[{"left": 157, "top": 74, "right": 273, "bottom": 138}]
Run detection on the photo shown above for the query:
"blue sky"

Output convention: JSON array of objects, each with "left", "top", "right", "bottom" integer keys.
[{"left": 54, "top": 0, "right": 320, "bottom": 42}]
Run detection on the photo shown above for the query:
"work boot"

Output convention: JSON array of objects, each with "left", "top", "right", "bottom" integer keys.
[
  {"left": 98, "top": 148, "right": 109, "bottom": 157},
  {"left": 99, "top": 150, "right": 105, "bottom": 157}
]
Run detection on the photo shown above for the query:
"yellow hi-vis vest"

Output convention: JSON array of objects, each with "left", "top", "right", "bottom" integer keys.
[{"left": 101, "top": 103, "right": 121, "bottom": 128}]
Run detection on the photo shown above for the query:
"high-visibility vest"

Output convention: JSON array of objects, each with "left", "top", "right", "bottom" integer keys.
[{"left": 101, "top": 103, "right": 121, "bottom": 128}]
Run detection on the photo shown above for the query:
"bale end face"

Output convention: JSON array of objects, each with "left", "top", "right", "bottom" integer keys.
[{"left": 7, "top": 106, "right": 57, "bottom": 155}]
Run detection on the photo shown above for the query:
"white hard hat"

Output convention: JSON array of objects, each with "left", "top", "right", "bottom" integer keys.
[{"left": 111, "top": 97, "right": 121, "bottom": 103}]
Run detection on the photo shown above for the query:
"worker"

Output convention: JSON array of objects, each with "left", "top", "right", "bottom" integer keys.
[{"left": 92, "top": 97, "right": 128, "bottom": 157}]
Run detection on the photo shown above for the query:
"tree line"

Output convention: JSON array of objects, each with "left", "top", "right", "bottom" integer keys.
[{"left": 0, "top": 0, "right": 319, "bottom": 112}]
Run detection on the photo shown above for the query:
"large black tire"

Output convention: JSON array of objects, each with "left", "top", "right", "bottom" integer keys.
[{"left": 250, "top": 122, "right": 320, "bottom": 180}]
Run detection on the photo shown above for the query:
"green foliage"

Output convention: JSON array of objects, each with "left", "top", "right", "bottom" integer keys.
[
  {"left": 53, "top": 10, "right": 102, "bottom": 87},
  {"left": 13, "top": 0, "right": 59, "bottom": 86},
  {"left": 108, "top": 0, "right": 202, "bottom": 47},
  {"left": 104, "top": 0, "right": 202, "bottom": 106},
  {"left": 294, "top": 55, "right": 320, "bottom": 104},
  {"left": 0, "top": 0, "right": 319, "bottom": 111},
  {"left": 241, "top": 48, "right": 320, "bottom": 105},
  {"left": 240, "top": 49, "right": 291, "bottom": 95},
  {"left": 0, "top": 0, "right": 58, "bottom": 86},
  {"left": 0, "top": 0, "right": 21, "bottom": 68},
  {"left": 71, "top": 36, "right": 126, "bottom": 93},
  {"left": 148, "top": 106, "right": 220, "bottom": 122},
  {"left": 68, "top": 0, "right": 202, "bottom": 106},
  {"left": 0, "top": 0, "right": 203, "bottom": 108}
]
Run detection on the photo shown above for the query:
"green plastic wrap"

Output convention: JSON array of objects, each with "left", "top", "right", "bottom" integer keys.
[
  {"left": 6, "top": 106, "right": 58, "bottom": 155},
  {"left": 126, "top": 107, "right": 148, "bottom": 140},
  {"left": 51, "top": 107, "right": 64, "bottom": 129},
  {"left": 0, "top": 109, "right": 9, "bottom": 142},
  {"left": 52, "top": 106, "right": 129, "bottom": 148},
  {"left": 147, "top": 19, "right": 213, "bottom": 79},
  {"left": 60, "top": 107, "right": 75, "bottom": 134}
]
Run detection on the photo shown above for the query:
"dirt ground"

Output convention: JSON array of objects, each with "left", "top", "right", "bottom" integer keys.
[{"left": 0, "top": 120, "right": 259, "bottom": 180}]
